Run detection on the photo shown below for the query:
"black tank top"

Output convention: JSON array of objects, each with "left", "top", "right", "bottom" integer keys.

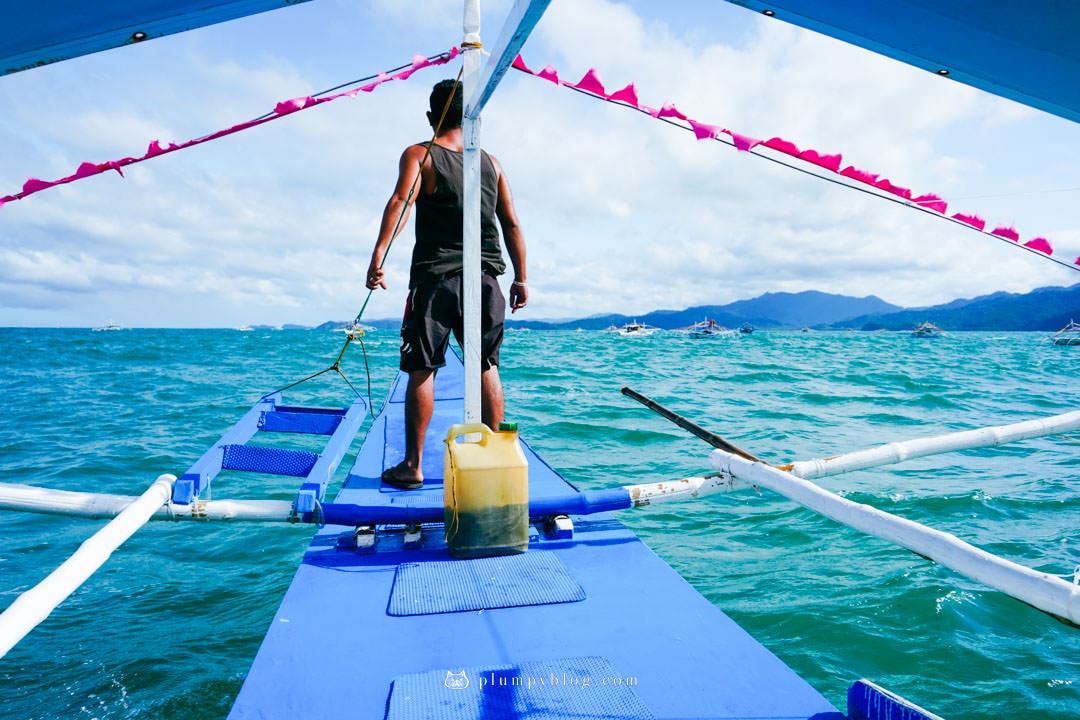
[{"left": 410, "top": 143, "right": 505, "bottom": 287}]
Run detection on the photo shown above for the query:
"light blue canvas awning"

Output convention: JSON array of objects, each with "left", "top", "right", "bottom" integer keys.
[
  {"left": 725, "top": 0, "right": 1080, "bottom": 124},
  {"left": 0, "top": 0, "right": 311, "bottom": 76},
  {"left": 3, "top": 0, "right": 1080, "bottom": 125}
]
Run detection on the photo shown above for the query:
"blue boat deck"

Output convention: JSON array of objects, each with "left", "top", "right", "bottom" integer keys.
[{"left": 228, "top": 354, "right": 842, "bottom": 719}]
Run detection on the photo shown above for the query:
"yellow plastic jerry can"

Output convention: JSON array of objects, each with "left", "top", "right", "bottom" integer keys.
[{"left": 443, "top": 422, "right": 529, "bottom": 558}]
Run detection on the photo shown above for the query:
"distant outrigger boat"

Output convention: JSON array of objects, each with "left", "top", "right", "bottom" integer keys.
[
  {"left": 1050, "top": 320, "right": 1080, "bottom": 345},
  {"left": 738, "top": 322, "right": 755, "bottom": 334},
  {"left": 341, "top": 319, "right": 376, "bottom": 336},
  {"left": 613, "top": 319, "right": 659, "bottom": 336},
  {"left": 911, "top": 321, "right": 944, "bottom": 338},
  {"left": 685, "top": 318, "right": 735, "bottom": 338},
  {"left": 91, "top": 322, "right": 123, "bottom": 332}
]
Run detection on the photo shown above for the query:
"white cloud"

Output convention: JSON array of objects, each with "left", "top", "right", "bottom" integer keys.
[{"left": 1, "top": 0, "right": 1078, "bottom": 327}]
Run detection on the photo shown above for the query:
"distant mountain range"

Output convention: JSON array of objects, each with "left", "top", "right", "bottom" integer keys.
[
  {"left": 827, "top": 284, "right": 1080, "bottom": 332},
  {"left": 507, "top": 290, "right": 901, "bottom": 331},
  {"left": 313, "top": 282, "right": 1080, "bottom": 332}
]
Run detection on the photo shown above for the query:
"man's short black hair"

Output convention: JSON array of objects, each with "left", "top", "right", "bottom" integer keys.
[{"left": 429, "top": 79, "right": 463, "bottom": 130}]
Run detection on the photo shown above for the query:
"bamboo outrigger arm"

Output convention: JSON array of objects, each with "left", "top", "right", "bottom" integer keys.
[
  {"left": 624, "top": 390, "right": 1080, "bottom": 624},
  {"left": 0, "top": 482, "right": 297, "bottom": 522},
  {"left": 0, "top": 474, "right": 178, "bottom": 659},
  {"left": 710, "top": 451, "right": 1080, "bottom": 627},
  {"left": 780, "top": 410, "right": 1080, "bottom": 479}
]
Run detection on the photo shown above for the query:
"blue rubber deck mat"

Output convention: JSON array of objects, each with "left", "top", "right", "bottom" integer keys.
[
  {"left": 388, "top": 551, "right": 586, "bottom": 616},
  {"left": 386, "top": 655, "right": 654, "bottom": 720}
]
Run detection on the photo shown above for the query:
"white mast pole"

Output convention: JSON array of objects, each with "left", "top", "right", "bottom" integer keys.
[
  {"left": 460, "top": 0, "right": 551, "bottom": 426},
  {"left": 461, "top": 0, "right": 483, "bottom": 424}
]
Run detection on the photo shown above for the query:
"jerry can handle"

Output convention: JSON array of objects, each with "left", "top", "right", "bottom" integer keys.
[{"left": 445, "top": 423, "right": 492, "bottom": 445}]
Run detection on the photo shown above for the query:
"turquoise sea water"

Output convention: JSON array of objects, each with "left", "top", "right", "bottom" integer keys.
[{"left": 0, "top": 326, "right": 1077, "bottom": 719}]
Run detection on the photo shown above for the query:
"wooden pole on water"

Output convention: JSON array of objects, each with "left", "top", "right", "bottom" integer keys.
[{"left": 621, "top": 386, "right": 761, "bottom": 462}]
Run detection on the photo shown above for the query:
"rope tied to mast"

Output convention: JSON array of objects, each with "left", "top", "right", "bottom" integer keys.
[{"left": 265, "top": 68, "right": 466, "bottom": 408}]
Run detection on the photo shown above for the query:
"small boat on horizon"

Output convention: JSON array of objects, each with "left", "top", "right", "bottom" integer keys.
[
  {"left": 912, "top": 321, "right": 944, "bottom": 338},
  {"left": 341, "top": 320, "right": 375, "bottom": 336},
  {"left": 685, "top": 318, "right": 735, "bottom": 338},
  {"left": 1050, "top": 320, "right": 1080, "bottom": 346},
  {"left": 613, "top": 320, "right": 659, "bottom": 336}
]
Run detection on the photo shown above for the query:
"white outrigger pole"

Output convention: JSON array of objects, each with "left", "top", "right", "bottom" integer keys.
[
  {"left": 620, "top": 402, "right": 1080, "bottom": 627},
  {"left": 0, "top": 482, "right": 296, "bottom": 522},
  {"left": 778, "top": 410, "right": 1080, "bottom": 480},
  {"left": 0, "top": 474, "right": 177, "bottom": 658},
  {"left": 460, "top": 0, "right": 550, "bottom": 422},
  {"left": 710, "top": 450, "right": 1080, "bottom": 627}
]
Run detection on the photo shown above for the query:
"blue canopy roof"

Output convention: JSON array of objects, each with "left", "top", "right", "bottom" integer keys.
[
  {"left": 0, "top": 0, "right": 311, "bottom": 76},
  {"left": 2, "top": 1, "right": 1079, "bottom": 122},
  {"left": 726, "top": 0, "right": 1080, "bottom": 124}
]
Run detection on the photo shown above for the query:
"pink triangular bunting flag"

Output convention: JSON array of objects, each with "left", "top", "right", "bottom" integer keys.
[
  {"left": 798, "top": 149, "right": 842, "bottom": 172},
  {"left": 275, "top": 96, "right": 314, "bottom": 115},
  {"left": 1023, "top": 237, "right": 1053, "bottom": 254},
  {"left": 728, "top": 131, "right": 762, "bottom": 151},
  {"left": 74, "top": 162, "right": 101, "bottom": 178},
  {"left": 840, "top": 166, "right": 879, "bottom": 185},
  {"left": 764, "top": 137, "right": 800, "bottom": 156},
  {"left": 874, "top": 179, "right": 911, "bottom": 199},
  {"left": 22, "top": 178, "right": 54, "bottom": 194},
  {"left": 538, "top": 65, "right": 560, "bottom": 84},
  {"left": 607, "top": 83, "right": 639, "bottom": 107},
  {"left": 362, "top": 71, "right": 392, "bottom": 92},
  {"left": 512, "top": 55, "right": 532, "bottom": 73},
  {"left": 656, "top": 103, "right": 686, "bottom": 120},
  {"left": 951, "top": 212, "right": 986, "bottom": 231},
  {"left": 911, "top": 193, "right": 947, "bottom": 214},
  {"left": 572, "top": 69, "right": 607, "bottom": 96},
  {"left": 992, "top": 225, "right": 1020, "bottom": 242},
  {"left": 688, "top": 119, "right": 721, "bottom": 140}
]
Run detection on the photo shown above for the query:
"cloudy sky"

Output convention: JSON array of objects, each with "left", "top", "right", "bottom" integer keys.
[{"left": 2, "top": 0, "right": 1079, "bottom": 328}]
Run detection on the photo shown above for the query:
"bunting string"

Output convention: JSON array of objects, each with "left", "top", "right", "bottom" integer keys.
[
  {"left": 510, "top": 55, "right": 1080, "bottom": 271},
  {"left": 4, "top": 45, "right": 1077, "bottom": 273},
  {"left": 0, "top": 48, "right": 459, "bottom": 209}
]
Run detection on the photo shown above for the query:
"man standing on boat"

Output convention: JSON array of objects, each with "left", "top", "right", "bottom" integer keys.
[{"left": 364, "top": 79, "right": 528, "bottom": 490}]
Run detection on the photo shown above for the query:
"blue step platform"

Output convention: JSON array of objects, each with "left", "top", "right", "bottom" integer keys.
[
  {"left": 172, "top": 393, "right": 368, "bottom": 515},
  {"left": 227, "top": 352, "right": 860, "bottom": 719}
]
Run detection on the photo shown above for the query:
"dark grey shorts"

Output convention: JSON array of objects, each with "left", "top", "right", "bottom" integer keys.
[{"left": 399, "top": 273, "right": 506, "bottom": 372}]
